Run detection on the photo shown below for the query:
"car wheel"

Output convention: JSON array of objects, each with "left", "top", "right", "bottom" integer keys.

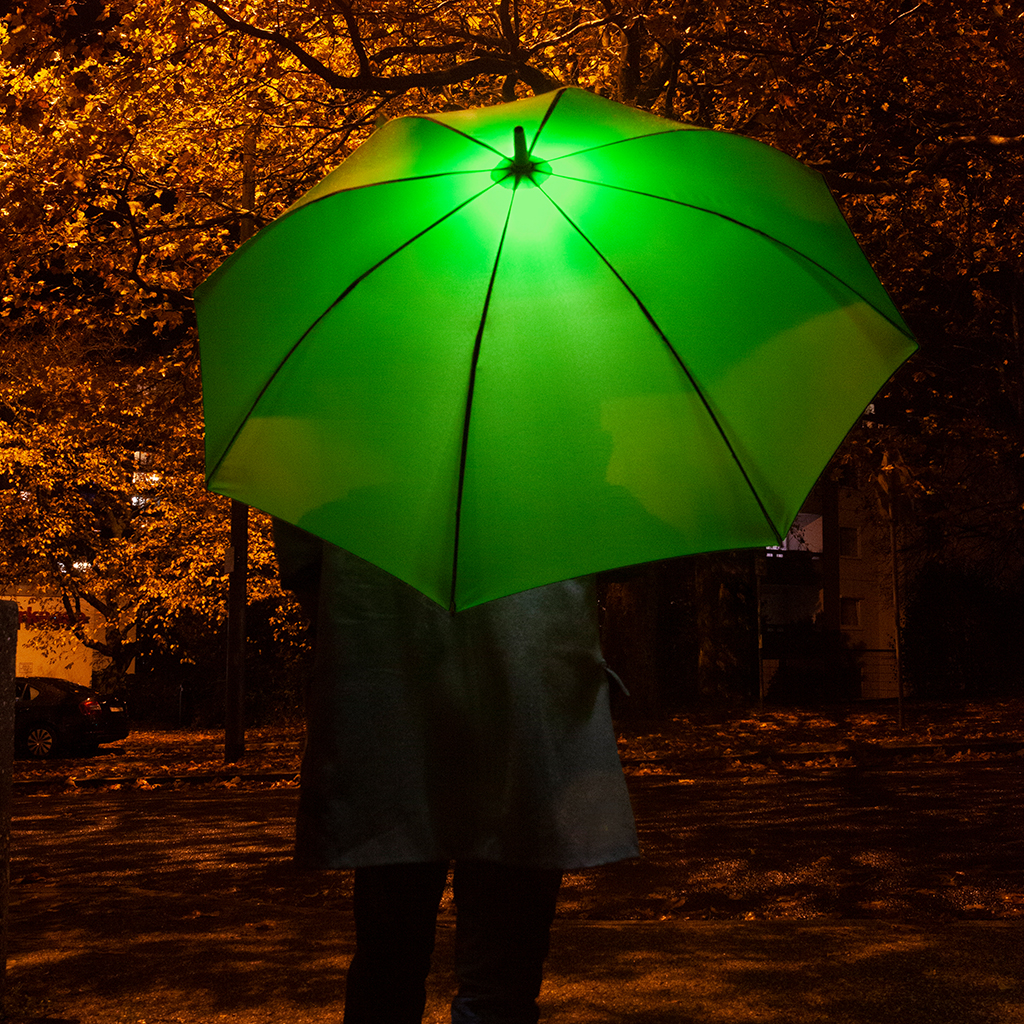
[{"left": 24, "top": 725, "right": 58, "bottom": 759}]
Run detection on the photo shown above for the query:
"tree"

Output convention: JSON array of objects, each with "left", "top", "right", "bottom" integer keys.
[{"left": 2, "top": 1, "right": 1022, "bottom": 700}]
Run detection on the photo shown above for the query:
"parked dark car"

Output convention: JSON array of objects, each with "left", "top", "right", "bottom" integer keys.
[{"left": 14, "top": 676, "right": 131, "bottom": 758}]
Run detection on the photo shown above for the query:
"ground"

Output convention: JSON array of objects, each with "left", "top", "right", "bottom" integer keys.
[
  {"left": 11, "top": 697, "right": 1024, "bottom": 922},
  {"left": 4, "top": 699, "right": 1024, "bottom": 1022},
  {"left": 14, "top": 696, "right": 1024, "bottom": 790}
]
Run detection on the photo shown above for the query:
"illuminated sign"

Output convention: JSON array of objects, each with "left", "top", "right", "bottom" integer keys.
[{"left": 17, "top": 607, "right": 90, "bottom": 629}]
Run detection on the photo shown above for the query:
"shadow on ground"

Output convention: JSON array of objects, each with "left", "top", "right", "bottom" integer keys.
[{"left": 6, "top": 759, "right": 1024, "bottom": 1022}]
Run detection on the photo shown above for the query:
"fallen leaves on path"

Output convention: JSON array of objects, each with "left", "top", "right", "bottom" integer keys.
[{"left": 13, "top": 699, "right": 1024, "bottom": 788}]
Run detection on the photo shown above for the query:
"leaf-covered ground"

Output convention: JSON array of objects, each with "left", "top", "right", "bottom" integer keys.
[
  {"left": 14, "top": 698, "right": 1024, "bottom": 789},
  {"left": 11, "top": 699, "right": 1024, "bottom": 924},
  {"left": 616, "top": 698, "right": 1024, "bottom": 773},
  {"left": 6, "top": 694, "right": 1023, "bottom": 1024}
]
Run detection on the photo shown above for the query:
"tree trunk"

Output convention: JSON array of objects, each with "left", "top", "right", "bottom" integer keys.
[
  {"left": 694, "top": 552, "right": 759, "bottom": 703},
  {"left": 599, "top": 568, "right": 662, "bottom": 718},
  {"left": 0, "top": 601, "right": 18, "bottom": 1016}
]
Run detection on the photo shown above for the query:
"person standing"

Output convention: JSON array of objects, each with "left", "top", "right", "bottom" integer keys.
[{"left": 274, "top": 520, "right": 638, "bottom": 1024}]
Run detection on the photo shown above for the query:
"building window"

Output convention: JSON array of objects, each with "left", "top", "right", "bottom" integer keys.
[
  {"left": 131, "top": 449, "right": 162, "bottom": 510},
  {"left": 768, "top": 513, "right": 823, "bottom": 553},
  {"left": 840, "top": 597, "right": 862, "bottom": 628},
  {"left": 839, "top": 526, "right": 860, "bottom": 558}
]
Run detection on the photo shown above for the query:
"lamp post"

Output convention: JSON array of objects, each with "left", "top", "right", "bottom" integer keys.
[
  {"left": 224, "top": 124, "right": 257, "bottom": 764},
  {"left": 0, "top": 600, "right": 18, "bottom": 1015}
]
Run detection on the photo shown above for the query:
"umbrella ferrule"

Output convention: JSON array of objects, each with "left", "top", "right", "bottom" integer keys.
[
  {"left": 512, "top": 125, "right": 530, "bottom": 171},
  {"left": 493, "top": 125, "right": 551, "bottom": 189}
]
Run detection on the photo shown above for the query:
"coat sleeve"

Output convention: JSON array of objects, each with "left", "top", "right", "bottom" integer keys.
[{"left": 272, "top": 518, "right": 324, "bottom": 624}]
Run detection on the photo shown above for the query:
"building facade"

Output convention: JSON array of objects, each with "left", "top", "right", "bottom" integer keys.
[
  {"left": 3, "top": 590, "right": 106, "bottom": 686},
  {"left": 759, "top": 480, "right": 900, "bottom": 700}
]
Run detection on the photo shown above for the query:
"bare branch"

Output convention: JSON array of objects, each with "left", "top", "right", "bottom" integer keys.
[
  {"left": 524, "top": 17, "right": 613, "bottom": 56},
  {"left": 498, "top": 0, "right": 517, "bottom": 50},
  {"left": 196, "top": 0, "right": 351, "bottom": 89},
  {"left": 374, "top": 41, "right": 466, "bottom": 60},
  {"left": 920, "top": 134, "right": 1024, "bottom": 175},
  {"left": 683, "top": 31, "right": 816, "bottom": 61},
  {"left": 196, "top": 0, "right": 558, "bottom": 95},
  {"left": 938, "top": 134, "right": 1024, "bottom": 148},
  {"left": 822, "top": 174, "right": 910, "bottom": 195},
  {"left": 335, "top": 0, "right": 371, "bottom": 78}
]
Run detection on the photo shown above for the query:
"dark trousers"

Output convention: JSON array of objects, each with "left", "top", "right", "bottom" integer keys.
[{"left": 342, "top": 860, "right": 563, "bottom": 1024}]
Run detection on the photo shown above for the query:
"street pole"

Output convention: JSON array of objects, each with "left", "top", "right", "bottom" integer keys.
[
  {"left": 889, "top": 479, "right": 905, "bottom": 730},
  {"left": 0, "top": 600, "right": 18, "bottom": 1016},
  {"left": 754, "top": 550, "right": 766, "bottom": 709},
  {"left": 820, "top": 476, "right": 842, "bottom": 687},
  {"left": 224, "top": 123, "right": 257, "bottom": 764}
]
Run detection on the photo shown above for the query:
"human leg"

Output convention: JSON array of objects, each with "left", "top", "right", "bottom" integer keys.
[
  {"left": 343, "top": 861, "right": 449, "bottom": 1024},
  {"left": 450, "top": 860, "right": 562, "bottom": 1024}
]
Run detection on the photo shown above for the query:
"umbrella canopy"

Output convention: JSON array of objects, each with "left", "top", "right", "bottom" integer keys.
[{"left": 195, "top": 87, "right": 916, "bottom": 612}]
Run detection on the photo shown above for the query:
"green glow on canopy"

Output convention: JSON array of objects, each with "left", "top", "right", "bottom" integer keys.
[{"left": 196, "top": 87, "right": 916, "bottom": 612}]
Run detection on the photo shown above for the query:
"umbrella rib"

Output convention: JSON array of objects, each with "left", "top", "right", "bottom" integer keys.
[
  {"left": 405, "top": 90, "right": 682, "bottom": 168},
  {"left": 542, "top": 127, "right": 694, "bottom": 165},
  {"left": 415, "top": 88, "right": 571, "bottom": 163},
  {"left": 205, "top": 181, "right": 498, "bottom": 489},
  {"left": 546, "top": 174, "right": 914, "bottom": 341},
  {"left": 449, "top": 192, "right": 517, "bottom": 613},
  {"left": 417, "top": 88, "right": 686, "bottom": 167},
  {"left": 541, "top": 190, "right": 785, "bottom": 545},
  {"left": 526, "top": 87, "right": 571, "bottom": 152},
  {"left": 291, "top": 168, "right": 501, "bottom": 208}
]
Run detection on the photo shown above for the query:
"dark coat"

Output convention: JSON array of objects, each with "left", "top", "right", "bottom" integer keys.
[{"left": 274, "top": 522, "right": 639, "bottom": 870}]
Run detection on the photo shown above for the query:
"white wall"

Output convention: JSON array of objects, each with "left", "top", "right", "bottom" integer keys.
[{"left": 4, "top": 593, "right": 105, "bottom": 686}]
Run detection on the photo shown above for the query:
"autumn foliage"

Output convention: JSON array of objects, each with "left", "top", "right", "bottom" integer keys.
[{"left": 1, "top": 1, "right": 1022, "bottom": 694}]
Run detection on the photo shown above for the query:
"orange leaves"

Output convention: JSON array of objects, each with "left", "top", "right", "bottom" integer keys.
[{"left": 618, "top": 698, "right": 1024, "bottom": 778}]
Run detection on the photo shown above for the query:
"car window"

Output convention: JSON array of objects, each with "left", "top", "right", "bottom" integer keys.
[{"left": 29, "top": 682, "right": 63, "bottom": 706}]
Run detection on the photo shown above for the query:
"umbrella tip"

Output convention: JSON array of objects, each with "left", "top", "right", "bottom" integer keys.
[
  {"left": 513, "top": 125, "right": 529, "bottom": 169},
  {"left": 492, "top": 126, "right": 551, "bottom": 189}
]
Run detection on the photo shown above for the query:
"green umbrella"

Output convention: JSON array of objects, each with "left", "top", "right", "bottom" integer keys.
[{"left": 195, "top": 87, "right": 916, "bottom": 612}]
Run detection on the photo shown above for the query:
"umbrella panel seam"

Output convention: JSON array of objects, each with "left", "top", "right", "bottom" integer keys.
[
  {"left": 546, "top": 173, "right": 915, "bottom": 342},
  {"left": 404, "top": 89, "right": 692, "bottom": 181},
  {"left": 204, "top": 180, "right": 501, "bottom": 490},
  {"left": 536, "top": 184, "right": 786, "bottom": 546},
  {"left": 540, "top": 127, "right": 696, "bottom": 167},
  {"left": 449, "top": 190, "right": 518, "bottom": 612},
  {"left": 413, "top": 87, "right": 569, "bottom": 162}
]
